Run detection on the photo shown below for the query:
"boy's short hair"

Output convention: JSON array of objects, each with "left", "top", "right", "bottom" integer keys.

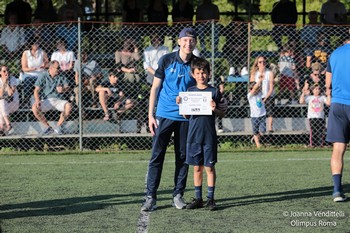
[
  {"left": 109, "top": 68, "right": 122, "bottom": 77},
  {"left": 191, "top": 57, "right": 210, "bottom": 74}
]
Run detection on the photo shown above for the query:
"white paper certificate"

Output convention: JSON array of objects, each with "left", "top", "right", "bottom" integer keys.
[{"left": 179, "top": 92, "right": 212, "bottom": 115}]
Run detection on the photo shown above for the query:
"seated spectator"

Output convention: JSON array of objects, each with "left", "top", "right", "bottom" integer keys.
[
  {"left": 58, "top": 0, "right": 83, "bottom": 21},
  {"left": 305, "top": 32, "right": 331, "bottom": 72},
  {"left": 115, "top": 38, "right": 141, "bottom": 99},
  {"left": 300, "top": 11, "right": 322, "bottom": 49},
  {"left": 196, "top": 0, "right": 220, "bottom": 51},
  {"left": 34, "top": 0, "right": 58, "bottom": 23},
  {"left": 222, "top": 18, "right": 248, "bottom": 76},
  {"left": 74, "top": 51, "right": 102, "bottom": 107},
  {"left": 0, "top": 12, "right": 26, "bottom": 60},
  {"left": 95, "top": 69, "right": 134, "bottom": 121},
  {"left": 5, "top": 0, "right": 32, "bottom": 25},
  {"left": 51, "top": 38, "right": 76, "bottom": 89},
  {"left": 31, "top": 61, "right": 72, "bottom": 135},
  {"left": 0, "top": 65, "right": 19, "bottom": 136},
  {"left": 20, "top": 37, "right": 49, "bottom": 107},
  {"left": 278, "top": 45, "right": 299, "bottom": 104},
  {"left": 143, "top": 33, "right": 170, "bottom": 85}
]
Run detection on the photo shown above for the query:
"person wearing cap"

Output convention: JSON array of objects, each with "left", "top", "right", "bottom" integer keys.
[
  {"left": 141, "top": 27, "right": 198, "bottom": 211},
  {"left": 325, "top": 37, "right": 350, "bottom": 202}
]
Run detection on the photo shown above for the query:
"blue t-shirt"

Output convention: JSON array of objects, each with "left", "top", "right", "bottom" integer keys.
[
  {"left": 327, "top": 43, "right": 350, "bottom": 106},
  {"left": 187, "top": 85, "right": 222, "bottom": 145},
  {"left": 155, "top": 51, "right": 196, "bottom": 121}
]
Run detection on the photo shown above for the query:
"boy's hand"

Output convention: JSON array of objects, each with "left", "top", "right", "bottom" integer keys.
[{"left": 176, "top": 96, "right": 181, "bottom": 105}]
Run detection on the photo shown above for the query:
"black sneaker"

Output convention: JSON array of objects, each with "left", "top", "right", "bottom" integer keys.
[
  {"left": 204, "top": 198, "right": 217, "bottom": 211},
  {"left": 186, "top": 198, "right": 203, "bottom": 209}
]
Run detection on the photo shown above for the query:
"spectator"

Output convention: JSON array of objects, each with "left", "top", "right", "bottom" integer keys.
[
  {"left": 143, "top": 33, "right": 170, "bottom": 85},
  {"left": 250, "top": 56, "right": 275, "bottom": 133},
  {"left": 74, "top": 51, "right": 102, "bottom": 107},
  {"left": 302, "top": 62, "right": 326, "bottom": 92},
  {"left": 51, "top": 39, "right": 76, "bottom": 88},
  {"left": 172, "top": 0, "right": 194, "bottom": 22},
  {"left": 0, "top": 65, "right": 19, "bottom": 136},
  {"left": 320, "top": 0, "right": 347, "bottom": 25},
  {"left": 58, "top": 0, "right": 83, "bottom": 21},
  {"left": 31, "top": 61, "right": 72, "bottom": 135},
  {"left": 147, "top": 0, "right": 168, "bottom": 22},
  {"left": 271, "top": 0, "right": 298, "bottom": 50},
  {"left": 299, "top": 83, "right": 331, "bottom": 147},
  {"left": 115, "top": 38, "right": 141, "bottom": 99},
  {"left": 278, "top": 45, "right": 299, "bottom": 104},
  {"left": 0, "top": 12, "right": 26, "bottom": 60},
  {"left": 172, "top": 45, "right": 200, "bottom": 57},
  {"left": 305, "top": 32, "right": 332, "bottom": 72},
  {"left": 247, "top": 77, "right": 266, "bottom": 148},
  {"left": 56, "top": 11, "right": 78, "bottom": 52},
  {"left": 122, "top": 0, "right": 143, "bottom": 22},
  {"left": 95, "top": 69, "right": 134, "bottom": 121},
  {"left": 4, "top": 0, "right": 32, "bottom": 25},
  {"left": 196, "top": 0, "right": 220, "bottom": 51},
  {"left": 300, "top": 11, "right": 322, "bottom": 49},
  {"left": 34, "top": 0, "right": 58, "bottom": 23},
  {"left": 222, "top": 18, "right": 248, "bottom": 76},
  {"left": 20, "top": 37, "right": 49, "bottom": 107}
]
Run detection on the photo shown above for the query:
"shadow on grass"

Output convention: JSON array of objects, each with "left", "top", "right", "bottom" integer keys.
[
  {"left": 217, "top": 184, "right": 350, "bottom": 210},
  {"left": 0, "top": 190, "right": 173, "bottom": 219}
]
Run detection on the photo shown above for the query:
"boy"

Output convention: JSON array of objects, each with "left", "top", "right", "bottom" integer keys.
[
  {"left": 299, "top": 82, "right": 331, "bottom": 147},
  {"left": 95, "top": 69, "right": 133, "bottom": 121},
  {"left": 176, "top": 57, "right": 226, "bottom": 210},
  {"left": 247, "top": 77, "right": 266, "bottom": 148}
]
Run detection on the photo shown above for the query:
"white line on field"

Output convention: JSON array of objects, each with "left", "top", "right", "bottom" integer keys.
[
  {"left": 1, "top": 157, "right": 349, "bottom": 166},
  {"left": 136, "top": 210, "right": 149, "bottom": 233}
]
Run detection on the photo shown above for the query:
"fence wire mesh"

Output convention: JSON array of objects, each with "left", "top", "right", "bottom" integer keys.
[{"left": 0, "top": 20, "right": 346, "bottom": 152}]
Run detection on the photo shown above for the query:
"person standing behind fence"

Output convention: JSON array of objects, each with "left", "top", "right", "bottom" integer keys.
[
  {"left": 325, "top": 37, "right": 350, "bottom": 202},
  {"left": 250, "top": 56, "right": 275, "bottom": 133},
  {"left": 141, "top": 27, "right": 198, "bottom": 212},
  {"left": 0, "top": 65, "right": 19, "bottom": 136},
  {"left": 271, "top": 0, "right": 297, "bottom": 50},
  {"left": 300, "top": 82, "right": 330, "bottom": 148},
  {"left": 34, "top": 0, "right": 58, "bottom": 23},
  {"left": 176, "top": 57, "right": 226, "bottom": 211},
  {"left": 320, "top": 0, "right": 347, "bottom": 25},
  {"left": 247, "top": 77, "right": 266, "bottom": 148},
  {"left": 4, "top": 0, "right": 32, "bottom": 25},
  {"left": 32, "top": 60, "right": 72, "bottom": 135}
]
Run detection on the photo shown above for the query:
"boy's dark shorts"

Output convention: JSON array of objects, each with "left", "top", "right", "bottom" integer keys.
[
  {"left": 186, "top": 142, "right": 217, "bottom": 167},
  {"left": 326, "top": 103, "right": 350, "bottom": 143}
]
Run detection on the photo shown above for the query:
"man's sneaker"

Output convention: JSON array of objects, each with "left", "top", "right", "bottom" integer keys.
[
  {"left": 204, "top": 198, "right": 217, "bottom": 211},
  {"left": 186, "top": 198, "right": 203, "bottom": 209},
  {"left": 172, "top": 194, "right": 187, "bottom": 209},
  {"left": 54, "top": 126, "right": 63, "bottom": 135},
  {"left": 42, "top": 126, "right": 54, "bottom": 135},
  {"left": 141, "top": 196, "right": 157, "bottom": 211},
  {"left": 333, "top": 192, "right": 347, "bottom": 202}
]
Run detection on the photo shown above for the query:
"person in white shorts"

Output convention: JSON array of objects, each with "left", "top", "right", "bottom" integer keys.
[{"left": 32, "top": 60, "right": 72, "bottom": 135}]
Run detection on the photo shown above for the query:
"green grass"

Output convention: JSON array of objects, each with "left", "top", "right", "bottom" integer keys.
[{"left": 0, "top": 151, "right": 349, "bottom": 233}]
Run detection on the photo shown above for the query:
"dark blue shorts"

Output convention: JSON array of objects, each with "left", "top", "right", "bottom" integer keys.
[
  {"left": 326, "top": 103, "right": 350, "bottom": 143},
  {"left": 251, "top": 116, "right": 266, "bottom": 135},
  {"left": 186, "top": 142, "right": 217, "bottom": 167}
]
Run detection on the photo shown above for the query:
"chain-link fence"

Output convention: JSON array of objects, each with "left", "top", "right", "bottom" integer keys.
[{"left": 0, "top": 20, "right": 346, "bottom": 151}]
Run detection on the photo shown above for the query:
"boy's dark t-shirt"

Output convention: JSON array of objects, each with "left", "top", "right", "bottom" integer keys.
[{"left": 187, "top": 85, "right": 222, "bottom": 145}]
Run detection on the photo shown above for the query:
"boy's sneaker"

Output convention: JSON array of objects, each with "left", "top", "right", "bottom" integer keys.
[
  {"left": 204, "top": 198, "right": 217, "bottom": 211},
  {"left": 141, "top": 196, "right": 157, "bottom": 211},
  {"left": 172, "top": 194, "right": 187, "bottom": 209},
  {"left": 333, "top": 192, "right": 347, "bottom": 202},
  {"left": 42, "top": 126, "right": 54, "bottom": 135},
  {"left": 186, "top": 198, "right": 203, "bottom": 209}
]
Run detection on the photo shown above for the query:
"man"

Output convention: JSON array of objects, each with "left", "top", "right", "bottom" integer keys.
[
  {"left": 32, "top": 60, "right": 72, "bottom": 135},
  {"left": 325, "top": 37, "right": 350, "bottom": 202},
  {"left": 320, "top": 0, "right": 347, "bottom": 25},
  {"left": 141, "top": 28, "right": 197, "bottom": 211},
  {"left": 271, "top": 0, "right": 297, "bottom": 50}
]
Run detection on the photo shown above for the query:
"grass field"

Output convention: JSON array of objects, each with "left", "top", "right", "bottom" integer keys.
[{"left": 0, "top": 150, "right": 349, "bottom": 233}]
